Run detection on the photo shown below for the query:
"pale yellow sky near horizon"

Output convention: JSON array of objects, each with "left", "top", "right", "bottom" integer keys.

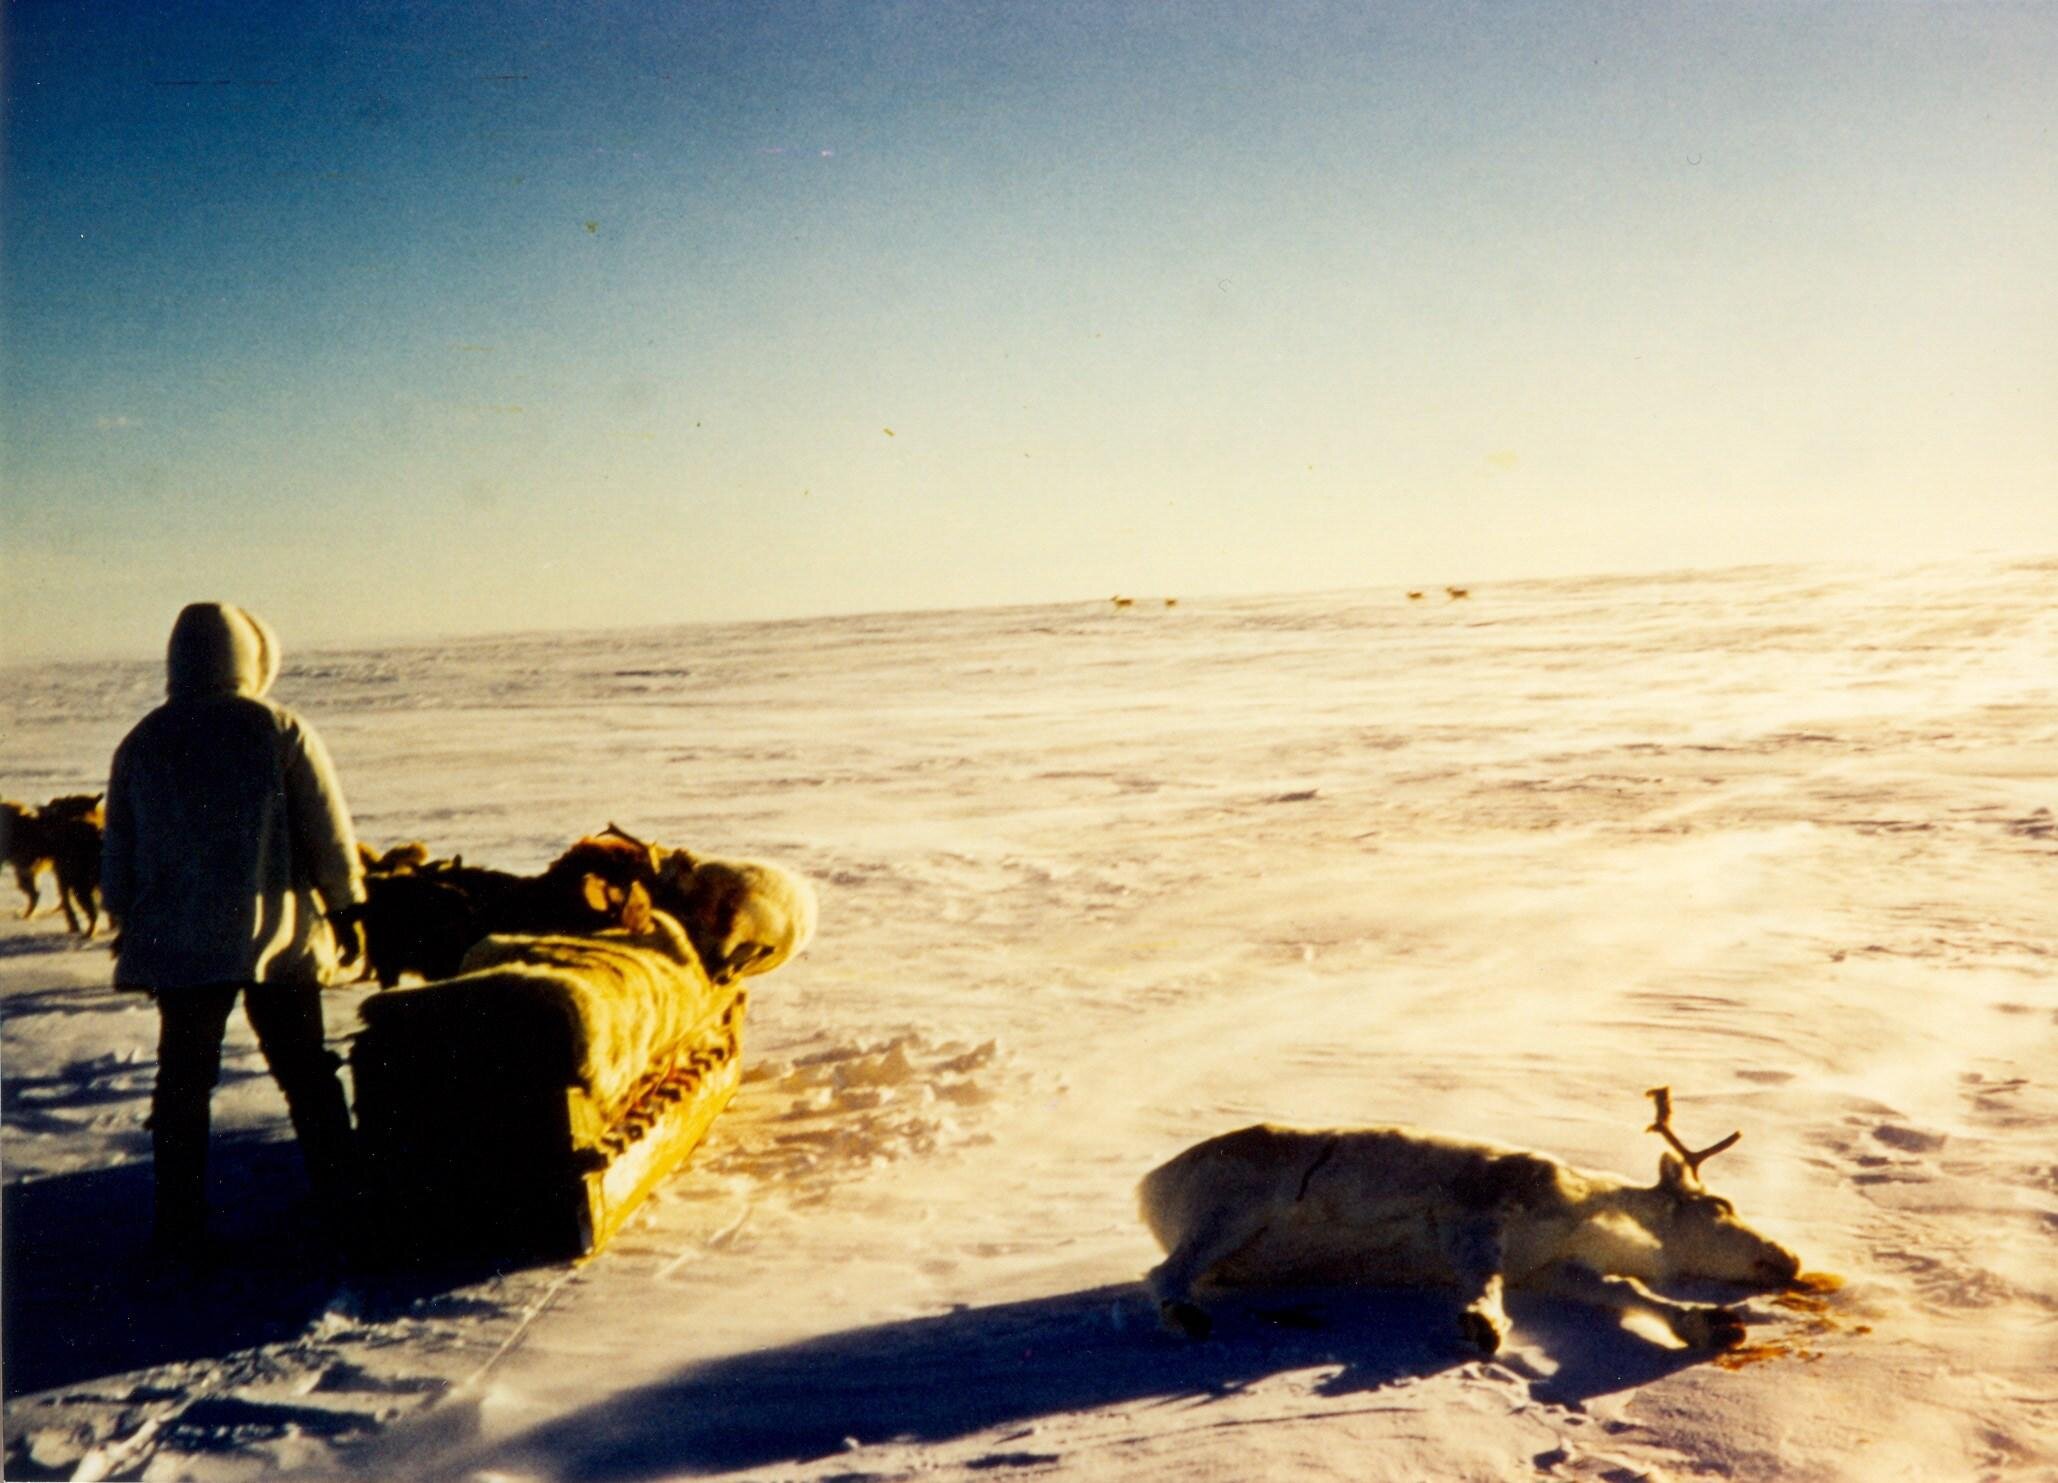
[{"left": 4, "top": 2, "right": 2053, "bottom": 663}]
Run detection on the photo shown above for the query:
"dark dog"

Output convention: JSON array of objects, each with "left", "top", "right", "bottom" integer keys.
[
  {"left": 340, "top": 831, "right": 667, "bottom": 988},
  {"left": 2, "top": 795, "right": 105, "bottom": 937},
  {"left": 357, "top": 839, "right": 432, "bottom": 875},
  {"left": 1, "top": 801, "right": 46, "bottom": 917},
  {"left": 466, "top": 836, "right": 664, "bottom": 940},
  {"left": 340, "top": 839, "right": 441, "bottom": 981},
  {"left": 346, "top": 872, "right": 482, "bottom": 987}
]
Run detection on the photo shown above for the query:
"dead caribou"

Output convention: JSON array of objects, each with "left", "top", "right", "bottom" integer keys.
[{"left": 1138, "top": 1087, "right": 1800, "bottom": 1352}]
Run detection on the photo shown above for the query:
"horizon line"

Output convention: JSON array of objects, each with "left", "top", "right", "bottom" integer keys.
[{"left": 3, "top": 546, "right": 2040, "bottom": 674}]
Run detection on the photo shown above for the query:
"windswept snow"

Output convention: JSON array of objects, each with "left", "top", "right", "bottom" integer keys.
[{"left": 4, "top": 554, "right": 2055, "bottom": 1481}]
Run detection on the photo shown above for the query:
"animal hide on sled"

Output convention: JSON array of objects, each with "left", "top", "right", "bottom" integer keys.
[{"left": 351, "top": 924, "right": 745, "bottom": 1265}]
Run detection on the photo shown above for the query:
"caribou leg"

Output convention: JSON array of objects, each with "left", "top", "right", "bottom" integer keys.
[{"left": 1529, "top": 1260, "right": 1748, "bottom": 1349}]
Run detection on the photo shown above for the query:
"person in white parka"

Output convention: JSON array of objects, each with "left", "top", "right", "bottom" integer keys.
[{"left": 103, "top": 602, "right": 367, "bottom": 1260}]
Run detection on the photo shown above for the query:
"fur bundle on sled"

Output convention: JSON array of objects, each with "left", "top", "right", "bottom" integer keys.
[{"left": 355, "top": 888, "right": 726, "bottom": 1121}]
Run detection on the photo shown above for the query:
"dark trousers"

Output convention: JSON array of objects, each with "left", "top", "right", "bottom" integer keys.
[{"left": 151, "top": 983, "right": 356, "bottom": 1247}]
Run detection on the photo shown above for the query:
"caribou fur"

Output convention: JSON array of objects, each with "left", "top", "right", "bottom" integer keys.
[{"left": 1138, "top": 1091, "right": 1800, "bottom": 1353}]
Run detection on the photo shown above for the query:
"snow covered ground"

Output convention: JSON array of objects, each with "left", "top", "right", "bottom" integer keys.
[{"left": 4, "top": 554, "right": 2054, "bottom": 1481}]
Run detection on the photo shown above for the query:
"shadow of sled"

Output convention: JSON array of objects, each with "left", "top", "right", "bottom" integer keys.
[{"left": 440, "top": 1283, "right": 1715, "bottom": 1482}]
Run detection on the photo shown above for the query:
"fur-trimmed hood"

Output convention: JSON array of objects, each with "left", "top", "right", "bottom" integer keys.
[
  {"left": 106, "top": 603, "right": 364, "bottom": 989},
  {"left": 167, "top": 602, "right": 281, "bottom": 699}
]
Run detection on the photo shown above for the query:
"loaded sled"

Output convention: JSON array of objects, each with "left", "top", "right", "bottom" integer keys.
[{"left": 350, "top": 929, "right": 744, "bottom": 1267}]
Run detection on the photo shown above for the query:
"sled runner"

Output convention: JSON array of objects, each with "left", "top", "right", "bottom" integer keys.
[{"left": 349, "top": 928, "right": 745, "bottom": 1265}]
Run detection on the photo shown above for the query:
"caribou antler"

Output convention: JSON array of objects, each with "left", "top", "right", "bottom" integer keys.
[
  {"left": 599, "top": 821, "right": 666, "bottom": 868},
  {"left": 1645, "top": 1086, "right": 1741, "bottom": 1179}
]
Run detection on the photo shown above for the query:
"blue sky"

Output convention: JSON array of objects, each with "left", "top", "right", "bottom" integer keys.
[{"left": 4, "top": 1, "right": 2053, "bottom": 661}]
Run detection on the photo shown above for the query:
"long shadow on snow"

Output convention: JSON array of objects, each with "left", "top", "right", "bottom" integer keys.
[
  {"left": 2, "top": 1139, "right": 337, "bottom": 1397},
  {"left": 0, "top": 930, "right": 102, "bottom": 961},
  {"left": 3, "top": 1136, "right": 531, "bottom": 1399},
  {"left": 1, "top": 1050, "right": 262, "bottom": 1143},
  {"left": 0, "top": 978, "right": 147, "bottom": 1022},
  {"left": 467, "top": 1285, "right": 1710, "bottom": 1481}
]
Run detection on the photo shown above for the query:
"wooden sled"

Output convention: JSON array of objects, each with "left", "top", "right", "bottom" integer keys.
[{"left": 349, "top": 929, "right": 745, "bottom": 1267}]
